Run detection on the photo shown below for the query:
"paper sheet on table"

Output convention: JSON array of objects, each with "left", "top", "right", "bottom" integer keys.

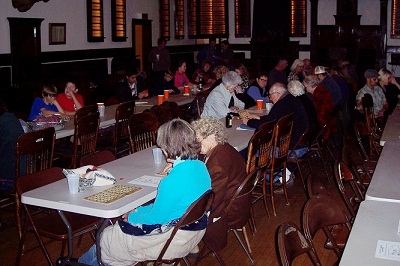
[
  {"left": 375, "top": 240, "right": 400, "bottom": 261},
  {"left": 236, "top": 124, "right": 256, "bottom": 131},
  {"left": 128, "top": 175, "right": 162, "bottom": 188}
]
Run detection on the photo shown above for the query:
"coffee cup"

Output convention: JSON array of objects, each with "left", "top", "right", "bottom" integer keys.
[
  {"left": 97, "top": 103, "right": 105, "bottom": 117},
  {"left": 66, "top": 173, "right": 79, "bottom": 194},
  {"left": 265, "top": 103, "right": 273, "bottom": 114}
]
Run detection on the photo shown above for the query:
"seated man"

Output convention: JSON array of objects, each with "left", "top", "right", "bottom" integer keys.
[
  {"left": 116, "top": 68, "right": 148, "bottom": 102},
  {"left": 356, "top": 69, "right": 388, "bottom": 118},
  {"left": 243, "top": 82, "right": 309, "bottom": 182},
  {"left": 201, "top": 71, "right": 245, "bottom": 119},
  {"left": 56, "top": 79, "right": 84, "bottom": 116},
  {"left": 152, "top": 68, "right": 180, "bottom": 96}
]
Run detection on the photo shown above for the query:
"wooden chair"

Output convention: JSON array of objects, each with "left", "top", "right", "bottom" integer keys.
[
  {"left": 74, "top": 104, "right": 98, "bottom": 123},
  {"left": 333, "top": 161, "right": 364, "bottom": 220},
  {"left": 79, "top": 150, "right": 117, "bottom": 167},
  {"left": 71, "top": 112, "right": 100, "bottom": 168},
  {"left": 247, "top": 120, "right": 275, "bottom": 217},
  {"left": 140, "top": 190, "right": 214, "bottom": 266},
  {"left": 286, "top": 128, "right": 310, "bottom": 191},
  {"left": 112, "top": 100, "right": 135, "bottom": 157},
  {"left": 15, "top": 167, "right": 99, "bottom": 266},
  {"left": 302, "top": 194, "right": 352, "bottom": 258},
  {"left": 14, "top": 127, "right": 56, "bottom": 238},
  {"left": 196, "top": 170, "right": 259, "bottom": 266},
  {"left": 128, "top": 112, "right": 159, "bottom": 153},
  {"left": 277, "top": 222, "right": 321, "bottom": 266},
  {"left": 150, "top": 105, "right": 173, "bottom": 125},
  {"left": 306, "top": 174, "right": 330, "bottom": 199},
  {"left": 161, "top": 101, "right": 182, "bottom": 119},
  {"left": 195, "top": 90, "right": 211, "bottom": 119},
  {"left": 354, "top": 121, "right": 380, "bottom": 165},
  {"left": 264, "top": 113, "right": 294, "bottom": 216}
]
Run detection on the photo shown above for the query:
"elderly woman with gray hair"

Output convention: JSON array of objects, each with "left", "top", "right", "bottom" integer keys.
[
  {"left": 287, "top": 80, "right": 318, "bottom": 139},
  {"left": 287, "top": 59, "right": 306, "bottom": 83},
  {"left": 201, "top": 71, "right": 245, "bottom": 119},
  {"left": 192, "top": 116, "right": 247, "bottom": 252}
]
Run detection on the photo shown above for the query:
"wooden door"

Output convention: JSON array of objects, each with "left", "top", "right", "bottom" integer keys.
[{"left": 131, "top": 19, "right": 152, "bottom": 77}]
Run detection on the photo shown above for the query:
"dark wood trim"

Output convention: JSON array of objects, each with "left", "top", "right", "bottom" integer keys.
[
  {"left": 41, "top": 48, "right": 133, "bottom": 63},
  {"left": 0, "top": 54, "right": 11, "bottom": 66}
]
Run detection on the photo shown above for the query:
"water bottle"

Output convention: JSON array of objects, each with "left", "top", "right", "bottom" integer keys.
[
  {"left": 226, "top": 113, "right": 232, "bottom": 128},
  {"left": 199, "top": 77, "right": 203, "bottom": 90}
]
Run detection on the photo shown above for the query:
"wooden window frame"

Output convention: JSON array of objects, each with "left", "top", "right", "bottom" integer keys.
[
  {"left": 87, "top": 0, "right": 104, "bottom": 42},
  {"left": 290, "top": 0, "right": 307, "bottom": 37},
  {"left": 392, "top": 0, "right": 400, "bottom": 38},
  {"left": 235, "top": 0, "right": 251, "bottom": 38},
  {"left": 188, "top": 0, "right": 229, "bottom": 39},
  {"left": 174, "top": 0, "right": 184, "bottom": 39},
  {"left": 111, "top": 0, "right": 126, "bottom": 42}
]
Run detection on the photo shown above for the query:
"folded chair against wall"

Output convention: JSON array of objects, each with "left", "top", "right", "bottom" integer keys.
[
  {"left": 277, "top": 222, "right": 321, "bottom": 266},
  {"left": 15, "top": 167, "right": 99, "bottom": 266},
  {"left": 14, "top": 127, "right": 56, "bottom": 238}
]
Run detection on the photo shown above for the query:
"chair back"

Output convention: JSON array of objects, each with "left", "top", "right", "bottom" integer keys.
[
  {"left": 245, "top": 120, "right": 275, "bottom": 173},
  {"left": 128, "top": 112, "right": 159, "bottom": 153},
  {"left": 16, "top": 167, "right": 65, "bottom": 196},
  {"left": 155, "top": 190, "right": 214, "bottom": 264},
  {"left": 302, "top": 194, "right": 352, "bottom": 257},
  {"left": 288, "top": 128, "right": 310, "bottom": 159},
  {"left": 113, "top": 100, "right": 135, "bottom": 155},
  {"left": 72, "top": 112, "right": 100, "bottom": 168},
  {"left": 79, "top": 150, "right": 117, "bottom": 167},
  {"left": 269, "top": 113, "right": 294, "bottom": 169},
  {"left": 333, "top": 161, "right": 363, "bottom": 218},
  {"left": 306, "top": 174, "right": 330, "bottom": 199},
  {"left": 195, "top": 90, "right": 211, "bottom": 119},
  {"left": 74, "top": 105, "right": 98, "bottom": 124},
  {"left": 15, "top": 127, "right": 56, "bottom": 179},
  {"left": 161, "top": 101, "right": 181, "bottom": 118},
  {"left": 150, "top": 105, "right": 173, "bottom": 125},
  {"left": 277, "top": 222, "right": 321, "bottom": 266},
  {"left": 354, "top": 121, "right": 372, "bottom": 163},
  {"left": 227, "top": 169, "right": 259, "bottom": 229}
]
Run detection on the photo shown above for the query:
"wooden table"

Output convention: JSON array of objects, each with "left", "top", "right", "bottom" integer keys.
[
  {"left": 339, "top": 200, "right": 400, "bottom": 266},
  {"left": 380, "top": 108, "right": 400, "bottom": 146},
  {"left": 365, "top": 141, "right": 400, "bottom": 203}
]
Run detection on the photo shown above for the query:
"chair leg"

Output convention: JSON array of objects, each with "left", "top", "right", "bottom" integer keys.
[
  {"left": 232, "top": 228, "right": 255, "bottom": 265},
  {"left": 296, "top": 160, "right": 307, "bottom": 191},
  {"left": 15, "top": 192, "right": 22, "bottom": 239},
  {"left": 248, "top": 208, "right": 257, "bottom": 236},
  {"left": 262, "top": 174, "right": 271, "bottom": 216},
  {"left": 282, "top": 166, "right": 290, "bottom": 206},
  {"left": 268, "top": 173, "right": 277, "bottom": 216}
]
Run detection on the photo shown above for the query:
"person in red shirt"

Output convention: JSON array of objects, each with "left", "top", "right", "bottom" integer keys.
[{"left": 56, "top": 80, "right": 84, "bottom": 116}]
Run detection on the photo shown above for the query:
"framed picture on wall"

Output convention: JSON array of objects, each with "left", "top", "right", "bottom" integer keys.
[{"left": 49, "top": 23, "right": 66, "bottom": 45}]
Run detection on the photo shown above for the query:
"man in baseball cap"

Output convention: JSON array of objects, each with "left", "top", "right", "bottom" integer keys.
[{"left": 355, "top": 69, "right": 388, "bottom": 117}]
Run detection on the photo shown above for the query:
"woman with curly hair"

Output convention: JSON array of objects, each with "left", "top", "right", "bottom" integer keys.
[{"left": 192, "top": 116, "right": 247, "bottom": 252}]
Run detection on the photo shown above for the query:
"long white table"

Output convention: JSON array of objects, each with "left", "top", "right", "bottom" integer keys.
[
  {"left": 380, "top": 108, "right": 400, "bottom": 146},
  {"left": 55, "top": 93, "right": 195, "bottom": 139},
  {"left": 365, "top": 141, "right": 400, "bottom": 203},
  {"left": 339, "top": 200, "right": 400, "bottom": 266}
]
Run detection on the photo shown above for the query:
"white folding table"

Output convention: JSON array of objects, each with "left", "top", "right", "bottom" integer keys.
[{"left": 380, "top": 108, "right": 400, "bottom": 146}]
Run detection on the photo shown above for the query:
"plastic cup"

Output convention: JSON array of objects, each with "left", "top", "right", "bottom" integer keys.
[
  {"left": 265, "top": 103, "right": 273, "bottom": 114},
  {"left": 152, "top": 148, "right": 163, "bottom": 164},
  {"left": 155, "top": 54, "right": 160, "bottom": 61},
  {"left": 256, "top": 100, "right": 263, "bottom": 110},
  {"left": 66, "top": 173, "right": 79, "bottom": 194},
  {"left": 164, "top": 90, "right": 169, "bottom": 99},
  {"left": 97, "top": 103, "right": 105, "bottom": 117},
  {"left": 184, "top": 86, "right": 190, "bottom": 94},
  {"left": 157, "top": 95, "right": 165, "bottom": 105}
]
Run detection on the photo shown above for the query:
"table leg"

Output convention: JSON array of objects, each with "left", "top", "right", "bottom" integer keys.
[{"left": 57, "top": 210, "right": 73, "bottom": 264}]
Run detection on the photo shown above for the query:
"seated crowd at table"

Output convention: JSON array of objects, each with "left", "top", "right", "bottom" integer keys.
[{"left": 1, "top": 47, "right": 399, "bottom": 265}]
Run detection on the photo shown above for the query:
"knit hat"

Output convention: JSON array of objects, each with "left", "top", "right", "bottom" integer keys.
[
  {"left": 314, "top": 66, "right": 326, "bottom": 75},
  {"left": 364, "top": 69, "right": 379, "bottom": 79}
]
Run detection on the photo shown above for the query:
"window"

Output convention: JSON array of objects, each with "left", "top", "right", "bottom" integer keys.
[
  {"left": 188, "top": 0, "right": 228, "bottom": 38},
  {"left": 290, "top": 0, "right": 307, "bottom": 37},
  {"left": 392, "top": 0, "right": 400, "bottom": 37},
  {"left": 87, "top": 0, "right": 104, "bottom": 42},
  {"left": 235, "top": 0, "right": 251, "bottom": 38},
  {"left": 174, "top": 0, "right": 184, "bottom": 39},
  {"left": 160, "top": 0, "right": 171, "bottom": 39},
  {"left": 111, "top": 0, "right": 126, "bottom": 42}
]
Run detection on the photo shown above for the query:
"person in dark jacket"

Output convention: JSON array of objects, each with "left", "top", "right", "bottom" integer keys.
[{"left": 115, "top": 68, "right": 148, "bottom": 102}]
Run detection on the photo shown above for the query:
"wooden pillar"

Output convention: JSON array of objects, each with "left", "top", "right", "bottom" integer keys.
[{"left": 309, "top": 0, "right": 319, "bottom": 62}]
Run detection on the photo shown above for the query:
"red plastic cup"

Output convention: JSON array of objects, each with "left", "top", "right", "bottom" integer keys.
[
  {"left": 164, "top": 90, "right": 169, "bottom": 99},
  {"left": 256, "top": 100, "right": 263, "bottom": 110},
  {"left": 158, "top": 95, "right": 165, "bottom": 105},
  {"left": 184, "top": 86, "right": 190, "bottom": 94}
]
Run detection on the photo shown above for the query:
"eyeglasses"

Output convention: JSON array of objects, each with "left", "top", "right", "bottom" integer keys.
[
  {"left": 269, "top": 92, "right": 280, "bottom": 97},
  {"left": 259, "top": 78, "right": 268, "bottom": 82},
  {"left": 44, "top": 93, "right": 56, "bottom": 98}
]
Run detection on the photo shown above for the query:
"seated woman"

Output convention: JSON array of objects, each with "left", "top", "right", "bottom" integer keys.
[
  {"left": 246, "top": 71, "right": 270, "bottom": 107},
  {"left": 153, "top": 67, "right": 180, "bottom": 96},
  {"left": 174, "top": 60, "right": 192, "bottom": 88},
  {"left": 191, "top": 60, "right": 216, "bottom": 89},
  {"left": 287, "top": 59, "right": 306, "bottom": 83},
  {"left": 56, "top": 79, "right": 84, "bottom": 116},
  {"left": 234, "top": 63, "right": 250, "bottom": 92},
  {"left": 192, "top": 116, "right": 247, "bottom": 252},
  {"left": 208, "top": 65, "right": 230, "bottom": 91},
  {"left": 78, "top": 118, "right": 211, "bottom": 266},
  {"left": 28, "top": 84, "right": 68, "bottom": 121},
  {"left": 378, "top": 68, "right": 400, "bottom": 115},
  {"left": 303, "top": 75, "right": 336, "bottom": 140}
]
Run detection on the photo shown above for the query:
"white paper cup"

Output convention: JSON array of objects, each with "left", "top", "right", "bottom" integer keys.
[
  {"left": 156, "top": 54, "right": 160, "bottom": 61},
  {"left": 67, "top": 173, "right": 79, "bottom": 194},
  {"left": 97, "top": 103, "right": 105, "bottom": 117},
  {"left": 152, "top": 148, "right": 163, "bottom": 164},
  {"left": 265, "top": 103, "right": 273, "bottom": 114}
]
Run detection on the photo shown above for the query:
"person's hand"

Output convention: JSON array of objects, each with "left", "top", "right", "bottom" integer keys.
[
  {"left": 242, "top": 117, "right": 249, "bottom": 125},
  {"left": 389, "top": 75, "right": 399, "bottom": 86},
  {"left": 229, "top": 106, "right": 239, "bottom": 112},
  {"left": 138, "top": 90, "right": 149, "bottom": 99},
  {"left": 121, "top": 212, "right": 131, "bottom": 222},
  {"left": 162, "top": 162, "right": 172, "bottom": 174}
]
